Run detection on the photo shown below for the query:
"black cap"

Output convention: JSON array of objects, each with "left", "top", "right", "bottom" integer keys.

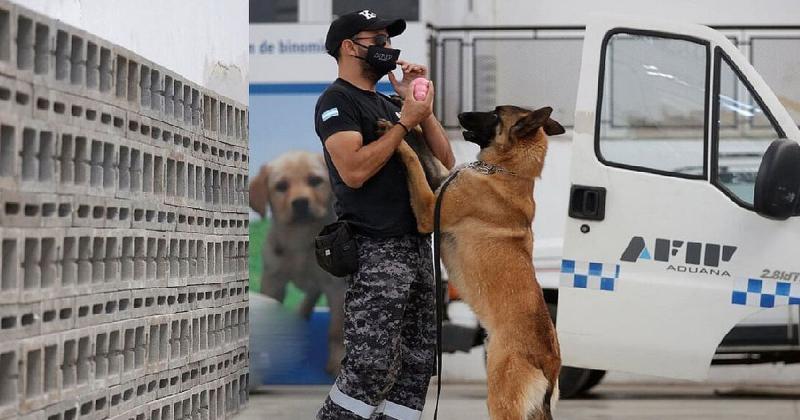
[{"left": 325, "top": 9, "right": 406, "bottom": 57}]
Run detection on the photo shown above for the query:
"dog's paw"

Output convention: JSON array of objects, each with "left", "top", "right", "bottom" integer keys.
[{"left": 375, "top": 118, "right": 394, "bottom": 136}]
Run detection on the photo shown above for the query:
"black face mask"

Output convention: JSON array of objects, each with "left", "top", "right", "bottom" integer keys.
[{"left": 352, "top": 41, "right": 401, "bottom": 76}]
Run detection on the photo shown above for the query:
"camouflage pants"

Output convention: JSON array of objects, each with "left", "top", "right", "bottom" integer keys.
[{"left": 317, "top": 233, "right": 436, "bottom": 420}]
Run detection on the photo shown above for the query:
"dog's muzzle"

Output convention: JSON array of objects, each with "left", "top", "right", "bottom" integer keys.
[
  {"left": 462, "top": 130, "right": 491, "bottom": 149},
  {"left": 291, "top": 198, "right": 314, "bottom": 222},
  {"left": 459, "top": 111, "right": 499, "bottom": 149}
]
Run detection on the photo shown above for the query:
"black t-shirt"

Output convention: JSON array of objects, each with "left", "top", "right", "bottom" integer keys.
[{"left": 314, "top": 78, "right": 417, "bottom": 237}]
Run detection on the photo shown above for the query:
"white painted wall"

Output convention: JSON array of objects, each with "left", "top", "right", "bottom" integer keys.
[
  {"left": 21, "top": 0, "right": 248, "bottom": 104},
  {"left": 424, "top": 0, "right": 800, "bottom": 27}
]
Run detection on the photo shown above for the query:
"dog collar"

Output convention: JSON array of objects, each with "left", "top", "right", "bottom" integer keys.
[{"left": 467, "top": 160, "right": 517, "bottom": 176}]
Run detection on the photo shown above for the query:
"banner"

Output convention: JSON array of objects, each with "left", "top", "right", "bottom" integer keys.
[{"left": 248, "top": 22, "right": 429, "bottom": 385}]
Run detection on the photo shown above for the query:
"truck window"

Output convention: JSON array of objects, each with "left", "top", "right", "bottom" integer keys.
[
  {"left": 597, "top": 32, "right": 709, "bottom": 178},
  {"left": 713, "top": 50, "right": 783, "bottom": 206}
]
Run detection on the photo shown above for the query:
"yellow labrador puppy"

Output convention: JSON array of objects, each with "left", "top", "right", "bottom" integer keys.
[{"left": 249, "top": 150, "right": 345, "bottom": 375}]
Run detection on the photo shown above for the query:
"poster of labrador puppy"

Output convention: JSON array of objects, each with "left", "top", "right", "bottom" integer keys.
[{"left": 250, "top": 151, "right": 345, "bottom": 375}]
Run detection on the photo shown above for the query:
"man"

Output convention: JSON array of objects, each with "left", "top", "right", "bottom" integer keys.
[{"left": 314, "top": 9, "right": 455, "bottom": 420}]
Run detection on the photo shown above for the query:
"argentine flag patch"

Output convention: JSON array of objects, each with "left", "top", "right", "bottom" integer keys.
[{"left": 321, "top": 107, "right": 339, "bottom": 121}]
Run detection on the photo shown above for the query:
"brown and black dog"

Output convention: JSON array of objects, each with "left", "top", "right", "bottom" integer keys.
[
  {"left": 249, "top": 151, "right": 345, "bottom": 375},
  {"left": 382, "top": 106, "right": 565, "bottom": 420}
]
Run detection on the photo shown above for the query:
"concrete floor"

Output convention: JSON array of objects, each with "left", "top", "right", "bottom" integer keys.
[{"left": 239, "top": 382, "right": 800, "bottom": 419}]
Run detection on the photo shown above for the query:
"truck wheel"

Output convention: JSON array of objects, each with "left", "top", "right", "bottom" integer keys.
[
  {"left": 557, "top": 366, "right": 593, "bottom": 398},
  {"left": 580, "top": 369, "right": 606, "bottom": 393}
]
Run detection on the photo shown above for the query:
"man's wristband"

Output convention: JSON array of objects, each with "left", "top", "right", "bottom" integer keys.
[{"left": 396, "top": 121, "right": 410, "bottom": 135}]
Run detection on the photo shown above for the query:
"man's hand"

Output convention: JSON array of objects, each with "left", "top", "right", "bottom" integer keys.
[
  {"left": 388, "top": 60, "right": 428, "bottom": 100},
  {"left": 399, "top": 80, "right": 434, "bottom": 128}
]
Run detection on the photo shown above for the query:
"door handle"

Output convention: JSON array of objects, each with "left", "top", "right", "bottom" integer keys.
[{"left": 569, "top": 185, "right": 606, "bottom": 221}]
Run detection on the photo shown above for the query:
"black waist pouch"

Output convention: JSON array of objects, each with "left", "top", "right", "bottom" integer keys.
[{"left": 315, "top": 221, "right": 358, "bottom": 277}]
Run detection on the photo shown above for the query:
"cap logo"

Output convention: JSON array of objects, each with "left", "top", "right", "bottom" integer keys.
[{"left": 359, "top": 10, "right": 376, "bottom": 19}]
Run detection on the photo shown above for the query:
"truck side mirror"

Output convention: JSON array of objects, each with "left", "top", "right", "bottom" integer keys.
[{"left": 753, "top": 139, "right": 800, "bottom": 220}]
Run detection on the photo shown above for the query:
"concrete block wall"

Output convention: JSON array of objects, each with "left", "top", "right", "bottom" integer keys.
[{"left": 0, "top": 1, "right": 250, "bottom": 419}]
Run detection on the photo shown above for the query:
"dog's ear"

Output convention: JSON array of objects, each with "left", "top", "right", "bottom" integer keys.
[
  {"left": 249, "top": 165, "right": 271, "bottom": 218},
  {"left": 315, "top": 153, "right": 326, "bottom": 170},
  {"left": 543, "top": 117, "right": 565, "bottom": 136},
  {"left": 511, "top": 106, "right": 553, "bottom": 140}
]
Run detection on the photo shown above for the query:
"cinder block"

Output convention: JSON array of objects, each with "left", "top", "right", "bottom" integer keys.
[
  {"left": 0, "top": 73, "right": 32, "bottom": 121},
  {"left": 49, "top": 20, "right": 79, "bottom": 91},
  {"left": 201, "top": 93, "right": 217, "bottom": 139},
  {"left": 90, "top": 100, "right": 127, "bottom": 137},
  {"left": 229, "top": 374, "right": 241, "bottom": 415},
  {"left": 110, "top": 50, "right": 134, "bottom": 111},
  {"left": 134, "top": 374, "right": 156, "bottom": 410},
  {"left": 145, "top": 314, "right": 170, "bottom": 375},
  {"left": 0, "top": 122, "right": 21, "bottom": 191},
  {"left": 55, "top": 129, "right": 91, "bottom": 197},
  {"left": 19, "top": 334, "right": 62, "bottom": 414},
  {"left": 74, "top": 292, "right": 115, "bottom": 330},
  {"left": 207, "top": 379, "right": 224, "bottom": 420},
  {"left": 85, "top": 136, "right": 119, "bottom": 198},
  {"left": 167, "top": 314, "right": 190, "bottom": 370},
  {"left": 0, "top": 2, "right": 19, "bottom": 80},
  {"left": 31, "top": 86, "right": 77, "bottom": 132},
  {"left": 177, "top": 363, "right": 193, "bottom": 394},
  {"left": 12, "top": 120, "right": 59, "bottom": 194},
  {"left": 13, "top": 230, "right": 64, "bottom": 303},
  {"left": 0, "top": 340, "right": 20, "bottom": 420},
  {"left": 0, "top": 231, "right": 20, "bottom": 305},
  {"left": 74, "top": 387, "right": 108, "bottom": 420},
  {"left": 71, "top": 193, "right": 104, "bottom": 229},
  {"left": 109, "top": 401, "right": 147, "bottom": 420},
  {"left": 130, "top": 202, "right": 168, "bottom": 233},
  {"left": 140, "top": 65, "right": 165, "bottom": 122},
  {"left": 167, "top": 76, "right": 184, "bottom": 127},
  {"left": 60, "top": 227, "right": 94, "bottom": 298},
  {"left": 0, "top": 190, "right": 69, "bottom": 228},
  {"left": 156, "top": 368, "right": 178, "bottom": 400},
  {"left": 42, "top": 397, "right": 79, "bottom": 420},
  {"left": 116, "top": 318, "right": 145, "bottom": 384},
  {"left": 147, "top": 119, "right": 170, "bottom": 150},
  {"left": 113, "top": 379, "right": 138, "bottom": 417},
  {"left": 175, "top": 208, "right": 198, "bottom": 234},
  {"left": 163, "top": 157, "right": 187, "bottom": 208},
  {"left": 106, "top": 383, "right": 124, "bottom": 418},
  {"left": 92, "top": 323, "right": 124, "bottom": 390},
  {"left": 193, "top": 285, "right": 213, "bottom": 311},
  {"left": 166, "top": 233, "right": 189, "bottom": 289},
  {"left": 159, "top": 71, "right": 176, "bottom": 124},
  {"left": 58, "top": 328, "right": 92, "bottom": 402},
  {"left": 124, "top": 111, "right": 152, "bottom": 146},
  {"left": 145, "top": 233, "right": 170, "bottom": 289},
  {"left": 104, "top": 197, "right": 132, "bottom": 229},
  {"left": 187, "top": 85, "right": 202, "bottom": 134},
  {"left": 40, "top": 296, "right": 75, "bottom": 335}
]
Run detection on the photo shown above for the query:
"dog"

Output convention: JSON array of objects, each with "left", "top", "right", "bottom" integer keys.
[
  {"left": 249, "top": 150, "right": 345, "bottom": 375},
  {"left": 382, "top": 106, "right": 565, "bottom": 420}
]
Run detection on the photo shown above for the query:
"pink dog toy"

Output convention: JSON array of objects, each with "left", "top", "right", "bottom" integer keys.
[{"left": 411, "top": 77, "right": 429, "bottom": 101}]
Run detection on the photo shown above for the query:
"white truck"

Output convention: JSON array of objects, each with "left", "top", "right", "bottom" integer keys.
[{"left": 441, "top": 16, "right": 800, "bottom": 397}]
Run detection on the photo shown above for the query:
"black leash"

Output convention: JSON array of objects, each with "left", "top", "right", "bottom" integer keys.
[{"left": 432, "top": 168, "right": 462, "bottom": 420}]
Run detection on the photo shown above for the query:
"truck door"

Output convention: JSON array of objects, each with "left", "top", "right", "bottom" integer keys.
[{"left": 556, "top": 17, "right": 800, "bottom": 380}]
